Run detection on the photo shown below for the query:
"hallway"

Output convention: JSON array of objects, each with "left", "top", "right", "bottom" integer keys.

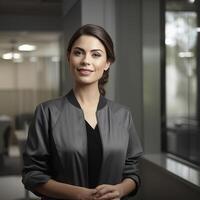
[{"left": 0, "top": 0, "right": 200, "bottom": 199}]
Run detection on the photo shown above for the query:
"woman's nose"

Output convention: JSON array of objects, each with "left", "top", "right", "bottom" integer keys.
[{"left": 80, "top": 54, "right": 91, "bottom": 66}]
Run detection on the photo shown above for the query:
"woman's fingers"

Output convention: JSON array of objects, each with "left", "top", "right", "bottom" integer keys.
[
  {"left": 95, "top": 190, "right": 120, "bottom": 200},
  {"left": 95, "top": 184, "right": 107, "bottom": 191},
  {"left": 96, "top": 187, "right": 111, "bottom": 198},
  {"left": 94, "top": 185, "right": 121, "bottom": 200},
  {"left": 96, "top": 186, "right": 114, "bottom": 196}
]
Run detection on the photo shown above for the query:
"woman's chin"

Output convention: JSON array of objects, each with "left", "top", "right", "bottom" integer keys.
[{"left": 74, "top": 78, "right": 98, "bottom": 87}]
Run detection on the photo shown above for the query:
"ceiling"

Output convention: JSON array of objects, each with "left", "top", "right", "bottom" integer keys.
[
  {"left": 0, "top": 0, "right": 63, "bottom": 16},
  {"left": 0, "top": 0, "right": 64, "bottom": 60},
  {"left": 166, "top": 0, "right": 200, "bottom": 11}
]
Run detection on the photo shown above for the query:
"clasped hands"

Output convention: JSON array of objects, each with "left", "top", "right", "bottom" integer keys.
[{"left": 80, "top": 184, "right": 123, "bottom": 200}]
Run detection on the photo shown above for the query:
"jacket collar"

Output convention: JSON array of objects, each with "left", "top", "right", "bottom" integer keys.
[{"left": 66, "top": 89, "right": 107, "bottom": 110}]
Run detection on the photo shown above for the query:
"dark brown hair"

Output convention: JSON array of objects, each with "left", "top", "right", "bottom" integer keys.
[{"left": 67, "top": 24, "right": 115, "bottom": 96}]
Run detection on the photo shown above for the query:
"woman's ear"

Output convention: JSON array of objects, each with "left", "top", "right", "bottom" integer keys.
[{"left": 104, "top": 61, "right": 111, "bottom": 71}]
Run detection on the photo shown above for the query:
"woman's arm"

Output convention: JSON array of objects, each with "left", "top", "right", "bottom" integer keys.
[
  {"left": 23, "top": 104, "right": 97, "bottom": 200},
  {"left": 116, "top": 178, "right": 136, "bottom": 197},
  {"left": 121, "top": 110, "right": 143, "bottom": 196},
  {"left": 95, "top": 110, "right": 143, "bottom": 200},
  {"left": 35, "top": 179, "right": 97, "bottom": 200}
]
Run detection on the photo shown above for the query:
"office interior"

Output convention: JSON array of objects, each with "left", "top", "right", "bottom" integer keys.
[{"left": 0, "top": 0, "right": 200, "bottom": 199}]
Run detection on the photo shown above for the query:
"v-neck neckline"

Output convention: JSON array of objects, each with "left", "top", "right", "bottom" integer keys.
[{"left": 85, "top": 120, "right": 98, "bottom": 131}]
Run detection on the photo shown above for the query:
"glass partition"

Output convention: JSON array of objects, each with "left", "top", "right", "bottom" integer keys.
[
  {"left": 165, "top": 0, "right": 200, "bottom": 166},
  {"left": 0, "top": 32, "right": 60, "bottom": 117},
  {"left": 0, "top": 31, "right": 60, "bottom": 163}
]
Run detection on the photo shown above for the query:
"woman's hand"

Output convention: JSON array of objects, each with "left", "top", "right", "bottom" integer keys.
[
  {"left": 94, "top": 184, "right": 123, "bottom": 200},
  {"left": 76, "top": 187, "right": 97, "bottom": 200}
]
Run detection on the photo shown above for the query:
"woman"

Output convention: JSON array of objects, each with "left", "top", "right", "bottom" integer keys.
[{"left": 22, "top": 24, "right": 143, "bottom": 200}]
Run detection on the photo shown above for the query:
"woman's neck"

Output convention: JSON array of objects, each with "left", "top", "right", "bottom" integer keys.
[{"left": 73, "top": 84, "right": 100, "bottom": 108}]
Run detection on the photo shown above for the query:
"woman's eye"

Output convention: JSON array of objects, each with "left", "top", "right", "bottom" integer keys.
[
  {"left": 92, "top": 53, "right": 101, "bottom": 58},
  {"left": 73, "top": 50, "right": 82, "bottom": 56}
]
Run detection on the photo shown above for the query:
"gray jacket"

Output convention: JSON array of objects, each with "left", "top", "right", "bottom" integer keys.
[{"left": 22, "top": 89, "right": 143, "bottom": 199}]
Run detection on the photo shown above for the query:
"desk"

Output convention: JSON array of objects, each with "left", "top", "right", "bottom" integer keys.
[{"left": 0, "top": 117, "right": 13, "bottom": 164}]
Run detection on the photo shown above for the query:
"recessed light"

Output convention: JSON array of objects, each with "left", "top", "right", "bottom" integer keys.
[
  {"left": 18, "top": 44, "right": 37, "bottom": 51},
  {"left": 2, "top": 52, "right": 22, "bottom": 60}
]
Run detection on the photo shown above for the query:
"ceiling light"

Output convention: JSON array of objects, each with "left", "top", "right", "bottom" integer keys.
[
  {"left": 18, "top": 44, "right": 37, "bottom": 51},
  {"left": 188, "top": 0, "right": 195, "bottom": 3},
  {"left": 196, "top": 27, "right": 200, "bottom": 32},
  {"left": 2, "top": 52, "right": 13, "bottom": 60},
  {"left": 2, "top": 52, "right": 22, "bottom": 60},
  {"left": 178, "top": 52, "right": 194, "bottom": 58}
]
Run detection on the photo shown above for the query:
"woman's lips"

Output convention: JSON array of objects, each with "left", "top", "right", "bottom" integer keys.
[{"left": 77, "top": 68, "right": 93, "bottom": 76}]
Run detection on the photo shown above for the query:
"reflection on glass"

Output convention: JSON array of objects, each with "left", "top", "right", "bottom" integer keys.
[
  {"left": 0, "top": 32, "right": 60, "bottom": 169},
  {"left": 165, "top": 10, "right": 200, "bottom": 165},
  {"left": 166, "top": 11, "right": 197, "bottom": 119},
  {"left": 166, "top": 157, "right": 199, "bottom": 186}
]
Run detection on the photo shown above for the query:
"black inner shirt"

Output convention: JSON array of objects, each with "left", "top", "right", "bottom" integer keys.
[{"left": 85, "top": 120, "right": 103, "bottom": 188}]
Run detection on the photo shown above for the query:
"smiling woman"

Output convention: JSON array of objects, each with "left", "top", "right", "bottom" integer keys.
[
  {"left": 68, "top": 35, "right": 110, "bottom": 87},
  {"left": 22, "top": 24, "right": 143, "bottom": 200},
  {"left": 67, "top": 24, "right": 115, "bottom": 96}
]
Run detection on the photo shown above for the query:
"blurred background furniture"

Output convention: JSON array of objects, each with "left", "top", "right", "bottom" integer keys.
[
  {"left": 0, "top": 115, "right": 13, "bottom": 165},
  {"left": 15, "top": 113, "right": 33, "bottom": 130}
]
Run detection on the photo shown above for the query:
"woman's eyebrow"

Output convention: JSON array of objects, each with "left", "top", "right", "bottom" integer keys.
[
  {"left": 73, "top": 47, "right": 84, "bottom": 51},
  {"left": 73, "top": 47, "right": 104, "bottom": 53},
  {"left": 91, "top": 49, "right": 104, "bottom": 53}
]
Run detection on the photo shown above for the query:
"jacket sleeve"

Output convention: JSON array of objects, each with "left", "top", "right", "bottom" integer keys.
[
  {"left": 22, "top": 104, "right": 51, "bottom": 194},
  {"left": 122, "top": 110, "right": 143, "bottom": 197}
]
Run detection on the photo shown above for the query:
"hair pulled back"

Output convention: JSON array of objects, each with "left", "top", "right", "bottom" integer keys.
[{"left": 67, "top": 24, "right": 115, "bottom": 96}]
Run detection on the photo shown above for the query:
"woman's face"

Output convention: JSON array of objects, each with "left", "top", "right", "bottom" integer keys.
[{"left": 68, "top": 35, "right": 110, "bottom": 86}]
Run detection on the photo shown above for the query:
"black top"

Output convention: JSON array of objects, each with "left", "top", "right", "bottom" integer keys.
[{"left": 85, "top": 120, "right": 103, "bottom": 188}]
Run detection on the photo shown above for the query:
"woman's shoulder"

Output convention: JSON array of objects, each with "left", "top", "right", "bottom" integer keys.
[
  {"left": 33, "top": 95, "right": 69, "bottom": 127},
  {"left": 106, "top": 98, "right": 131, "bottom": 115},
  {"left": 36, "top": 94, "right": 68, "bottom": 115}
]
